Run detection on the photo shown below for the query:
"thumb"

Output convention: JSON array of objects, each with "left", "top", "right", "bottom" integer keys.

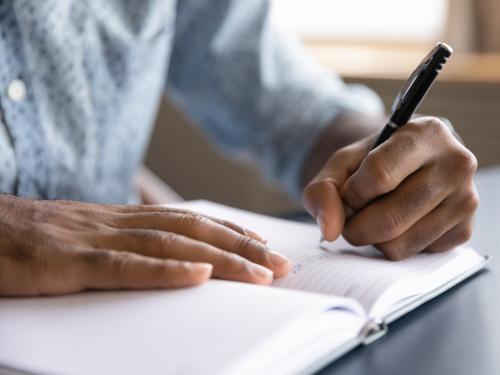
[
  {"left": 302, "top": 138, "right": 372, "bottom": 241},
  {"left": 303, "top": 177, "right": 345, "bottom": 241}
]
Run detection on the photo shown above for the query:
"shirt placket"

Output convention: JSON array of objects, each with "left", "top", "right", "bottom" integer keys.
[{"left": 0, "top": 4, "right": 50, "bottom": 198}]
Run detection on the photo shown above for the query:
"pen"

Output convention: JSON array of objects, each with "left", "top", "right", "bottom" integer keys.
[{"left": 372, "top": 42, "right": 453, "bottom": 149}]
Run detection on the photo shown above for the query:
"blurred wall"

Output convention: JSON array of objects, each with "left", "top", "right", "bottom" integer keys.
[
  {"left": 447, "top": 0, "right": 500, "bottom": 52},
  {"left": 144, "top": 100, "right": 299, "bottom": 215},
  {"left": 352, "top": 78, "right": 500, "bottom": 168},
  {"left": 145, "top": 78, "right": 500, "bottom": 215}
]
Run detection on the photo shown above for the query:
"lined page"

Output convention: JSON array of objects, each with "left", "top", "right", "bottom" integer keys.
[
  {"left": 273, "top": 237, "right": 483, "bottom": 314},
  {"left": 171, "top": 201, "right": 485, "bottom": 315}
]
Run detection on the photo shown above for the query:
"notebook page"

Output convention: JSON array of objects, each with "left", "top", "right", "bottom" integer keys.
[
  {"left": 0, "top": 281, "right": 364, "bottom": 375},
  {"left": 273, "top": 238, "right": 484, "bottom": 315},
  {"left": 174, "top": 201, "right": 484, "bottom": 316}
]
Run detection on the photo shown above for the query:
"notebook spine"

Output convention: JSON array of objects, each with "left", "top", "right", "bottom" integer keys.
[{"left": 359, "top": 318, "right": 388, "bottom": 345}]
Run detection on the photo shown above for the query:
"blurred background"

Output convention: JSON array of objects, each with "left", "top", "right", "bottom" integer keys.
[{"left": 145, "top": 0, "right": 500, "bottom": 215}]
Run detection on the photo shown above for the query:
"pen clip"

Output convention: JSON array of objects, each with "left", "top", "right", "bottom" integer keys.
[{"left": 391, "top": 46, "right": 438, "bottom": 112}]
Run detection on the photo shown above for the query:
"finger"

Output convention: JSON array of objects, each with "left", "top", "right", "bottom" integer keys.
[
  {"left": 340, "top": 124, "right": 431, "bottom": 212},
  {"left": 128, "top": 208, "right": 268, "bottom": 243},
  {"left": 88, "top": 230, "right": 275, "bottom": 284},
  {"left": 110, "top": 213, "right": 290, "bottom": 276},
  {"left": 75, "top": 248, "right": 212, "bottom": 290},
  {"left": 54, "top": 200, "right": 267, "bottom": 244},
  {"left": 114, "top": 205, "right": 268, "bottom": 244},
  {"left": 303, "top": 138, "right": 371, "bottom": 241},
  {"left": 374, "top": 194, "right": 472, "bottom": 260},
  {"left": 343, "top": 166, "right": 452, "bottom": 246},
  {"left": 303, "top": 178, "right": 345, "bottom": 241},
  {"left": 426, "top": 218, "right": 475, "bottom": 253},
  {"left": 202, "top": 214, "right": 268, "bottom": 244}
]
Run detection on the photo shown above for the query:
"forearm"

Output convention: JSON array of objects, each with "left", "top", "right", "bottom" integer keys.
[{"left": 299, "top": 112, "right": 384, "bottom": 188}]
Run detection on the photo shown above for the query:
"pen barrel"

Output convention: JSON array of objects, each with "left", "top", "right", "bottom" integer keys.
[
  {"left": 372, "top": 42, "right": 452, "bottom": 150},
  {"left": 392, "top": 45, "right": 451, "bottom": 126},
  {"left": 390, "top": 69, "right": 439, "bottom": 126}
]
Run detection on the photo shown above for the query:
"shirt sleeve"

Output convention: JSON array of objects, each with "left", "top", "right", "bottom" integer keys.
[{"left": 166, "top": 0, "right": 384, "bottom": 199}]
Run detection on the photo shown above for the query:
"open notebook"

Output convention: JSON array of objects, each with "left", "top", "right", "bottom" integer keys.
[{"left": 0, "top": 201, "right": 488, "bottom": 375}]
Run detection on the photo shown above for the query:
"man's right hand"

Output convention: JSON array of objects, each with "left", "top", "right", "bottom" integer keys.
[{"left": 0, "top": 195, "right": 291, "bottom": 296}]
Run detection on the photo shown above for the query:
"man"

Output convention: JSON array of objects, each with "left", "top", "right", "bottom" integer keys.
[{"left": 0, "top": 1, "right": 478, "bottom": 296}]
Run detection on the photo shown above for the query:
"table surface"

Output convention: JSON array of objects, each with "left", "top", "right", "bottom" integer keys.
[{"left": 318, "top": 166, "right": 500, "bottom": 375}]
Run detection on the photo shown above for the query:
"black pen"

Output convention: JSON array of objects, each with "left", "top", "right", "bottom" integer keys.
[{"left": 372, "top": 42, "right": 453, "bottom": 149}]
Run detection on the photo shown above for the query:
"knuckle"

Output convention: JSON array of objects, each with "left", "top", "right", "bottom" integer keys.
[
  {"left": 452, "top": 149, "right": 478, "bottom": 175},
  {"left": 234, "top": 234, "right": 256, "bottom": 254},
  {"left": 456, "top": 225, "right": 473, "bottom": 243},
  {"left": 390, "top": 132, "right": 419, "bottom": 154},
  {"left": 364, "top": 154, "right": 394, "bottom": 193},
  {"left": 152, "top": 259, "right": 179, "bottom": 282},
  {"left": 193, "top": 214, "right": 211, "bottom": 228},
  {"left": 79, "top": 249, "right": 113, "bottom": 266},
  {"left": 173, "top": 213, "right": 212, "bottom": 237},
  {"left": 303, "top": 179, "right": 336, "bottom": 213},
  {"left": 423, "top": 117, "right": 448, "bottom": 137},
  {"left": 302, "top": 181, "right": 316, "bottom": 201},
  {"left": 164, "top": 207, "right": 190, "bottom": 215},
  {"left": 408, "top": 226, "right": 438, "bottom": 250},
  {"left": 401, "top": 182, "right": 434, "bottom": 213},
  {"left": 68, "top": 211, "right": 111, "bottom": 231},
  {"left": 111, "top": 254, "right": 130, "bottom": 285},
  {"left": 166, "top": 260, "right": 196, "bottom": 283},
  {"left": 176, "top": 213, "right": 197, "bottom": 227},
  {"left": 332, "top": 146, "right": 351, "bottom": 162},
  {"left": 184, "top": 213, "right": 211, "bottom": 231},
  {"left": 376, "top": 209, "right": 402, "bottom": 239},
  {"left": 461, "top": 191, "right": 480, "bottom": 213},
  {"left": 157, "top": 231, "right": 179, "bottom": 250},
  {"left": 177, "top": 260, "right": 193, "bottom": 274}
]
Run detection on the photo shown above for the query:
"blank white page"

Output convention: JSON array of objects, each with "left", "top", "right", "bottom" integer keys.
[{"left": 0, "top": 281, "right": 363, "bottom": 375}]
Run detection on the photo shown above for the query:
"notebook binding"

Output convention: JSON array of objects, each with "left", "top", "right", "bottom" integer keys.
[{"left": 360, "top": 318, "right": 388, "bottom": 345}]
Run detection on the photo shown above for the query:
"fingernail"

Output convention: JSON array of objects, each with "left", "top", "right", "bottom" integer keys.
[
  {"left": 246, "top": 229, "right": 268, "bottom": 244},
  {"left": 268, "top": 251, "right": 291, "bottom": 267},
  {"left": 252, "top": 264, "right": 274, "bottom": 279},
  {"left": 317, "top": 212, "right": 327, "bottom": 234},
  {"left": 192, "top": 263, "right": 213, "bottom": 275}
]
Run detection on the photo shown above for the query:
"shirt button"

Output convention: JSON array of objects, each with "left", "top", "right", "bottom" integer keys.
[{"left": 7, "top": 79, "right": 27, "bottom": 102}]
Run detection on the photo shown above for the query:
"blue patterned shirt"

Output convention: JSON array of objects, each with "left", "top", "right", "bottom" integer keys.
[{"left": 0, "top": 0, "right": 382, "bottom": 203}]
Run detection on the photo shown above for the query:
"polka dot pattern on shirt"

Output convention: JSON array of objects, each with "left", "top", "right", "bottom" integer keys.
[{"left": 0, "top": 0, "right": 174, "bottom": 202}]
